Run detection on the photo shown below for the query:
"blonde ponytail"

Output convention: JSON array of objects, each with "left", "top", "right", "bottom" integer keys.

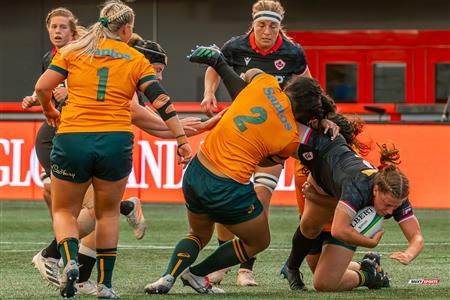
[{"left": 61, "top": 0, "right": 134, "bottom": 60}]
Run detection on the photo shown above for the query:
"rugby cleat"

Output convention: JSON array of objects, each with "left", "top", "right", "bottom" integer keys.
[
  {"left": 60, "top": 260, "right": 79, "bottom": 298},
  {"left": 125, "top": 197, "right": 148, "bottom": 240},
  {"left": 207, "top": 267, "right": 231, "bottom": 284},
  {"left": 360, "top": 257, "right": 389, "bottom": 289},
  {"left": 188, "top": 45, "right": 224, "bottom": 67},
  {"left": 97, "top": 284, "right": 120, "bottom": 299},
  {"left": 32, "top": 249, "right": 61, "bottom": 288},
  {"left": 280, "top": 262, "right": 307, "bottom": 291},
  {"left": 75, "top": 279, "right": 97, "bottom": 295},
  {"left": 144, "top": 274, "right": 175, "bottom": 294},
  {"left": 362, "top": 252, "right": 381, "bottom": 270},
  {"left": 236, "top": 268, "right": 258, "bottom": 286},
  {"left": 180, "top": 268, "right": 225, "bottom": 294}
]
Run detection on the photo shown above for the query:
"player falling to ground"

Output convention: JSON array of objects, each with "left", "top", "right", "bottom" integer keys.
[
  {"left": 201, "top": 0, "right": 311, "bottom": 286},
  {"left": 282, "top": 112, "right": 424, "bottom": 291},
  {"left": 34, "top": 0, "right": 192, "bottom": 298}
]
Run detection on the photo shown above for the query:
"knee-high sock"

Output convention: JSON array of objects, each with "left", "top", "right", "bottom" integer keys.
[
  {"left": 42, "top": 238, "right": 61, "bottom": 259},
  {"left": 287, "top": 226, "right": 320, "bottom": 270},
  {"left": 78, "top": 244, "right": 96, "bottom": 283},
  {"left": 213, "top": 59, "right": 247, "bottom": 99},
  {"left": 97, "top": 248, "right": 117, "bottom": 288},
  {"left": 190, "top": 239, "right": 249, "bottom": 277},
  {"left": 163, "top": 235, "right": 202, "bottom": 278},
  {"left": 58, "top": 238, "right": 79, "bottom": 266}
]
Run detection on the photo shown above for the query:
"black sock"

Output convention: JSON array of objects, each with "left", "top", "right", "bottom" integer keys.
[
  {"left": 240, "top": 256, "right": 256, "bottom": 271},
  {"left": 120, "top": 200, "right": 134, "bottom": 216},
  {"left": 287, "top": 226, "right": 320, "bottom": 270},
  {"left": 213, "top": 60, "right": 247, "bottom": 99},
  {"left": 41, "top": 238, "right": 61, "bottom": 259},
  {"left": 78, "top": 253, "right": 97, "bottom": 283}
]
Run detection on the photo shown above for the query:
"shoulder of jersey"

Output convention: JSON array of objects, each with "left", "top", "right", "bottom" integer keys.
[{"left": 223, "top": 34, "right": 248, "bottom": 49}]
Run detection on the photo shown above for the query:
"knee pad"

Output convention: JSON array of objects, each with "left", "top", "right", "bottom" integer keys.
[{"left": 253, "top": 172, "right": 279, "bottom": 193}]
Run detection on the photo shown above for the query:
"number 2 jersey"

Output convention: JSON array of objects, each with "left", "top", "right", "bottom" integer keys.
[
  {"left": 201, "top": 73, "right": 299, "bottom": 183},
  {"left": 49, "top": 38, "right": 157, "bottom": 134},
  {"left": 298, "top": 128, "right": 415, "bottom": 223}
]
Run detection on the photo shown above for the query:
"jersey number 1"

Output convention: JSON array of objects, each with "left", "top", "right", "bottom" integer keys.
[
  {"left": 233, "top": 106, "right": 267, "bottom": 132},
  {"left": 96, "top": 67, "right": 109, "bottom": 101}
]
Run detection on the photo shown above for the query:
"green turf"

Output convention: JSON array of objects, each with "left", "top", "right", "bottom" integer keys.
[{"left": 0, "top": 201, "right": 449, "bottom": 299}]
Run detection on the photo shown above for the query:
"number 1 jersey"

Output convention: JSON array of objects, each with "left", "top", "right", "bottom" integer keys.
[{"left": 49, "top": 38, "right": 156, "bottom": 133}]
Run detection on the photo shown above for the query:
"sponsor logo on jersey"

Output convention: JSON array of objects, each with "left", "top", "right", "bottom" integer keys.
[
  {"left": 244, "top": 57, "right": 251, "bottom": 66},
  {"left": 263, "top": 87, "right": 292, "bottom": 131},
  {"left": 274, "top": 58, "right": 286, "bottom": 70},
  {"left": 302, "top": 152, "right": 314, "bottom": 160},
  {"left": 91, "top": 48, "right": 131, "bottom": 60}
]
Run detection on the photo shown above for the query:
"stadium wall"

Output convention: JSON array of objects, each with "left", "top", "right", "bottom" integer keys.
[
  {"left": 1, "top": 0, "right": 449, "bottom": 103},
  {"left": 0, "top": 121, "right": 449, "bottom": 209}
]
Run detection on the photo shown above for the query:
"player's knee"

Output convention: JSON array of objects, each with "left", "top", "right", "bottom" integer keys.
[
  {"left": 313, "top": 277, "right": 337, "bottom": 292},
  {"left": 300, "top": 222, "right": 321, "bottom": 239}
]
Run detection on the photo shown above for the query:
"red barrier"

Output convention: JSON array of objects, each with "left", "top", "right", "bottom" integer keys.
[{"left": 0, "top": 122, "right": 449, "bottom": 208}]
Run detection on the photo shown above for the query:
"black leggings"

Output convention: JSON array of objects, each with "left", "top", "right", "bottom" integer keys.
[{"left": 35, "top": 122, "right": 56, "bottom": 176}]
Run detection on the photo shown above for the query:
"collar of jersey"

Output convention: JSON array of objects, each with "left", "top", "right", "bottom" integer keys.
[{"left": 249, "top": 31, "right": 282, "bottom": 56}]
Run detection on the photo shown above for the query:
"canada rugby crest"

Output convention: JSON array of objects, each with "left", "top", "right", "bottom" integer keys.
[
  {"left": 302, "top": 152, "right": 314, "bottom": 160},
  {"left": 274, "top": 58, "right": 286, "bottom": 70}
]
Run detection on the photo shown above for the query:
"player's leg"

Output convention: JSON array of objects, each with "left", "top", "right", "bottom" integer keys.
[
  {"left": 92, "top": 176, "right": 128, "bottom": 298},
  {"left": 51, "top": 175, "right": 91, "bottom": 298},
  {"left": 75, "top": 188, "right": 97, "bottom": 296},
  {"left": 313, "top": 243, "right": 361, "bottom": 291},
  {"left": 35, "top": 122, "right": 56, "bottom": 213},
  {"left": 289, "top": 196, "right": 335, "bottom": 282},
  {"left": 145, "top": 210, "right": 215, "bottom": 294}
]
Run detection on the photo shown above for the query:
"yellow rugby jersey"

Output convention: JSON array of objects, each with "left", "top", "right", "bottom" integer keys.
[
  {"left": 49, "top": 38, "right": 157, "bottom": 133},
  {"left": 201, "top": 73, "right": 299, "bottom": 183}
]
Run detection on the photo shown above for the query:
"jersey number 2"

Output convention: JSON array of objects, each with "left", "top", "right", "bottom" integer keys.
[
  {"left": 96, "top": 67, "right": 109, "bottom": 101},
  {"left": 233, "top": 106, "right": 267, "bottom": 132}
]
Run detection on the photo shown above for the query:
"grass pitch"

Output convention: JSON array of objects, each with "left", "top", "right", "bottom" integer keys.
[{"left": 0, "top": 200, "right": 449, "bottom": 299}]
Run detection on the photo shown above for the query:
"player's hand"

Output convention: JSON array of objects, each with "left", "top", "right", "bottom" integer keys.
[
  {"left": 367, "top": 229, "right": 384, "bottom": 248},
  {"left": 53, "top": 87, "right": 68, "bottom": 102},
  {"left": 177, "top": 143, "right": 192, "bottom": 167},
  {"left": 201, "top": 107, "right": 229, "bottom": 131},
  {"left": 43, "top": 105, "right": 60, "bottom": 128},
  {"left": 181, "top": 117, "right": 202, "bottom": 132},
  {"left": 389, "top": 251, "right": 413, "bottom": 265},
  {"left": 22, "top": 95, "right": 38, "bottom": 109},
  {"left": 320, "top": 119, "right": 340, "bottom": 140},
  {"left": 302, "top": 181, "right": 319, "bottom": 200},
  {"left": 200, "top": 93, "right": 218, "bottom": 118}
]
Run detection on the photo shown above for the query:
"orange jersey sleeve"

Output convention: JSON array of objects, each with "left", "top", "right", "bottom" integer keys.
[
  {"left": 201, "top": 74, "right": 299, "bottom": 183},
  {"left": 49, "top": 39, "right": 157, "bottom": 134}
]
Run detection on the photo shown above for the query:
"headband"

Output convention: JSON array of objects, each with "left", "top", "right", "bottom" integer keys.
[{"left": 253, "top": 10, "right": 282, "bottom": 23}]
